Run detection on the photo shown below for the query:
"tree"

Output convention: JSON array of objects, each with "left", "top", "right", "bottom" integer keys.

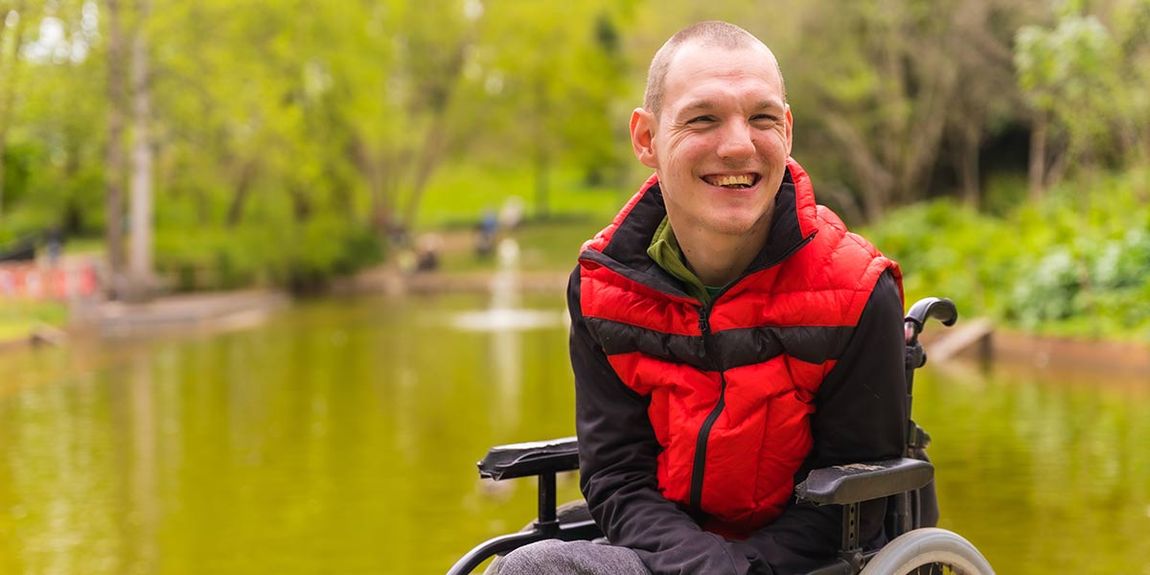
[
  {"left": 471, "top": 1, "right": 633, "bottom": 218},
  {"left": 126, "top": 0, "right": 154, "bottom": 300},
  {"left": 1112, "top": 0, "right": 1150, "bottom": 172},
  {"left": 3, "top": 0, "right": 103, "bottom": 242},
  {"left": 0, "top": 0, "right": 32, "bottom": 219},
  {"left": 942, "top": 0, "right": 1035, "bottom": 209},
  {"left": 790, "top": 0, "right": 967, "bottom": 220},
  {"left": 773, "top": 0, "right": 1052, "bottom": 219},
  {"left": 105, "top": 0, "right": 128, "bottom": 289},
  {"left": 1016, "top": 8, "right": 1122, "bottom": 198},
  {"left": 312, "top": 0, "right": 482, "bottom": 238}
]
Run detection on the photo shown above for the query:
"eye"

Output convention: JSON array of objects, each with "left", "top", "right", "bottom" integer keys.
[
  {"left": 750, "top": 113, "right": 778, "bottom": 123},
  {"left": 686, "top": 115, "right": 716, "bottom": 125}
]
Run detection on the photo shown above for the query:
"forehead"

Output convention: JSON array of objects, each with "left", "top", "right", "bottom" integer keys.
[{"left": 662, "top": 42, "right": 784, "bottom": 112}]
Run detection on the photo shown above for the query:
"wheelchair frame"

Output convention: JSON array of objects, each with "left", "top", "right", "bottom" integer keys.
[{"left": 448, "top": 297, "right": 994, "bottom": 575}]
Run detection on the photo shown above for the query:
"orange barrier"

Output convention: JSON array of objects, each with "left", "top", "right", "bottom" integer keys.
[{"left": 0, "top": 262, "right": 101, "bottom": 300}]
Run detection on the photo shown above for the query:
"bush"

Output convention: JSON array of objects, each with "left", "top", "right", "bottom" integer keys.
[
  {"left": 155, "top": 218, "right": 382, "bottom": 293},
  {"left": 865, "top": 171, "right": 1150, "bottom": 341}
]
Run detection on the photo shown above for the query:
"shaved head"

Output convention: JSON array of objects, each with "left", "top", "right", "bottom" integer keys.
[{"left": 644, "top": 21, "right": 786, "bottom": 117}]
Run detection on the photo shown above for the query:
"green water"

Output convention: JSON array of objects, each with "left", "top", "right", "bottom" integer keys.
[{"left": 0, "top": 294, "right": 1145, "bottom": 574}]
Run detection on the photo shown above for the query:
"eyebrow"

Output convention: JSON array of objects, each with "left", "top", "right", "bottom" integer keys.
[
  {"left": 755, "top": 99, "right": 786, "bottom": 112},
  {"left": 677, "top": 98, "right": 785, "bottom": 117},
  {"left": 678, "top": 100, "right": 717, "bottom": 116}
]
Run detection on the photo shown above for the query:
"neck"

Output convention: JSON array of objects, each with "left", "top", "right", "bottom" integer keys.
[{"left": 675, "top": 220, "right": 772, "bottom": 288}]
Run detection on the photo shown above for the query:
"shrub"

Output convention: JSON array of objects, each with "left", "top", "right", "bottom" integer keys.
[{"left": 865, "top": 170, "right": 1150, "bottom": 341}]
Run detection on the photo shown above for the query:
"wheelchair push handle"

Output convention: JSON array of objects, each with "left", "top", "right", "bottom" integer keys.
[{"left": 904, "top": 297, "right": 957, "bottom": 346}]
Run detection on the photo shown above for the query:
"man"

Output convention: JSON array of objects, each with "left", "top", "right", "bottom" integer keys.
[{"left": 498, "top": 20, "right": 906, "bottom": 575}]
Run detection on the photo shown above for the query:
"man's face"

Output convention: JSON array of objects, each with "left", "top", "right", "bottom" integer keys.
[{"left": 631, "top": 42, "right": 793, "bottom": 240}]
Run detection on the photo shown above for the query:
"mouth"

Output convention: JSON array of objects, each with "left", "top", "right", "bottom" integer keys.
[{"left": 702, "top": 173, "right": 760, "bottom": 190}]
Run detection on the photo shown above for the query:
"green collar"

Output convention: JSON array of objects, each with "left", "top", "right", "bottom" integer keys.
[{"left": 646, "top": 217, "right": 723, "bottom": 304}]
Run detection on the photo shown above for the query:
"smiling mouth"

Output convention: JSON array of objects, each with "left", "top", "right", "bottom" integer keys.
[{"left": 703, "top": 173, "right": 760, "bottom": 189}]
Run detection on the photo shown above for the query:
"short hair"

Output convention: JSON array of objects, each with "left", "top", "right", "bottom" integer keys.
[{"left": 643, "top": 21, "right": 786, "bottom": 117}]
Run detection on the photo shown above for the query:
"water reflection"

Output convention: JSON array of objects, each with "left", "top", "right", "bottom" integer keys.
[
  {"left": 914, "top": 361, "right": 1150, "bottom": 574},
  {"left": 449, "top": 238, "right": 567, "bottom": 433},
  {"left": 130, "top": 351, "right": 158, "bottom": 575},
  {"left": 450, "top": 239, "right": 566, "bottom": 333},
  {"left": 0, "top": 295, "right": 1144, "bottom": 574}
]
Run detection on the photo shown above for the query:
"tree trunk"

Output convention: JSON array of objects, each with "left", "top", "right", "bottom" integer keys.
[
  {"left": 399, "top": 39, "right": 469, "bottom": 231},
  {"left": 0, "top": 107, "right": 10, "bottom": 220},
  {"left": 374, "top": 162, "right": 394, "bottom": 239},
  {"left": 959, "top": 124, "right": 982, "bottom": 210},
  {"left": 533, "top": 78, "right": 550, "bottom": 220},
  {"left": 899, "top": 63, "right": 956, "bottom": 206},
  {"left": 821, "top": 112, "right": 894, "bottom": 222},
  {"left": 401, "top": 121, "right": 445, "bottom": 230},
  {"left": 289, "top": 185, "right": 312, "bottom": 222},
  {"left": 350, "top": 136, "right": 389, "bottom": 237},
  {"left": 1028, "top": 111, "right": 1048, "bottom": 202},
  {"left": 0, "top": 0, "right": 29, "bottom": 219},
  {"left": 105, "top": 0, "right": 128, "bottom": 293},
  {"left": 533, "top": 146, "right": 550, "bottom": 221},
  {"left": 225, "top": 160, "right": 256, "bottom": 227},
  {"left": 127, "top": 0, "right": 154, "bottom": 301}
]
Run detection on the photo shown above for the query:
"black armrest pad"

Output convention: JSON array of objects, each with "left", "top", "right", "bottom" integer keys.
[
  {"left": 477, "top": 437, "right": 580, "bottom": 481},
  {"left": 795, "top": 458, "right": 933, "bottom": 505}
]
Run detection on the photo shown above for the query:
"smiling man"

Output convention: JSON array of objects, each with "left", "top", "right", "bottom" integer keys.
[{"left": 496, "top": 21, "right": 907, "bottom": 575}]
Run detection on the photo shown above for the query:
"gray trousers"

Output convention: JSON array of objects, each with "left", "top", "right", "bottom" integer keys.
[{"left": 487, "top": 539, "right": 649, "bottom": 575}]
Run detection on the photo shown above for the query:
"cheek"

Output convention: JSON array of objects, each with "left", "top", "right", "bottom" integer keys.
[
  {"left": 757, "top": 131, "right": 790, "bottom": 154},
  {"left": 667, "top": 137, "right": 713, "bottom": 165}
]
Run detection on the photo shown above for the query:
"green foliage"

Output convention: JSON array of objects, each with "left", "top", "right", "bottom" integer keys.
[
  {"left": 3, "top": 0, "right": 1150, "bottom": 303},
  {"left": 156, "top": 217, "right": 381, "bottom": 293},
  {"left": 868, "top": 170, "right": 1150, "bottom": 340},
  {"left": 867, "top": 199, "right": 1016, "bottom": 320},
  {"left": 1016, "top": 12, "right": 1122, "bottom": 166}
]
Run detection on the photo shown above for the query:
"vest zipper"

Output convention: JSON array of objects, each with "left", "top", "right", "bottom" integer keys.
[{"left": 689, "top": 306, "right": 726, "bottom": 510}]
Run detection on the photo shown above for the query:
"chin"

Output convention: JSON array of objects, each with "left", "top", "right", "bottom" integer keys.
[{"left": 706, "top": 218, "right": 762, "bottom": 237}]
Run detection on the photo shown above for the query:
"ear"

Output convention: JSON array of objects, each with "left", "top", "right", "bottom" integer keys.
[
  {"left": 783, "top": 104, "right": 794, "bottom": 156},
  {"left": 630, "top": 108, "right": 659, "bottom": 169}
]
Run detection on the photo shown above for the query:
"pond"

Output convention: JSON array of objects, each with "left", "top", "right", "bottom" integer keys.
[{"left": 0, "top": 293, "right": 1145, "bottom": 574}]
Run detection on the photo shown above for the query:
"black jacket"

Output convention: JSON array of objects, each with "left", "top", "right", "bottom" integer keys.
[{"left": 567, "top": 180, "right": 906, "bottom": 574}]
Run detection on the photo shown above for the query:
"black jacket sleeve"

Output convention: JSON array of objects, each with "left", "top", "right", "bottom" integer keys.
[
  {"left": 568, "top": 267, "right": 753, "bottom": 575},
  {"left": 734, "top": 271, "right": 908, "bottom": 574}
]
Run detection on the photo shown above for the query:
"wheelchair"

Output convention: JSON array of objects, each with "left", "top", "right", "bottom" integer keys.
[{"left": 448, "top": 298, "right": 995, "bottom": 575}]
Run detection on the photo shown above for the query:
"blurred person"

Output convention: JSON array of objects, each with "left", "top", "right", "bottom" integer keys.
[
  {"left": 500, "top": 196, "right": 525, "bottom": 231},
  {"left": 476, "top": 208, "right": 499, "bottom": 259},
  {"left": 495, "top": 21, "right": 906, "bottom": 575},
  {"left": 415, "top": 234, "right": 442, "bottom": 272},
  {"left": 45, "top": 227, "right": 63, "bottom": 267}
]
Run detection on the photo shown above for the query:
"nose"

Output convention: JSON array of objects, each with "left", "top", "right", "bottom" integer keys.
[{"left": 716, "top": 120, "right": 755, "bottom": 161}]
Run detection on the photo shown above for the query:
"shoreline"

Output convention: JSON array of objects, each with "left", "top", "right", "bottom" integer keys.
[
  {"left": 0, "top": 289, "right": 290, "bottom": 349},
  {"left": 2, "top": 271, "right": 1147, "bottom": 379}
]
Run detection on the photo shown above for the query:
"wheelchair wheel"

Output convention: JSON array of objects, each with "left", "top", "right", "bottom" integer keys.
[{"left": 859, "top": 528, "right": 994, "bottom": 575}]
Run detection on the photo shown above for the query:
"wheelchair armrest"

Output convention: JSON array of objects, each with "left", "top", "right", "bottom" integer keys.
[
  {"left": 477, "top": 436, "right": 580, "bottom": 481},
  {"left": 795, "top": 458, "right": 933, "bottom": 505}
]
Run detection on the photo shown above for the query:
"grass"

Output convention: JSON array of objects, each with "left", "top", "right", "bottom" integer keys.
[
  {"left": 412, "top": 162, "right": 636, "bottom": 275},
  {"left": 0, "top": 299, "right": 68, "bottom": 342},
  {"left": 431, "top": 218, "right": 609, "bottom": 274},
  {"left": 417, "top": 163, "right": 630, "bottom": 229}
]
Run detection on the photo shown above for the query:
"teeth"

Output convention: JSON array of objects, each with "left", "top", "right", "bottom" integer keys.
[{"left": 708, "top": 174, "right": 754, "bottom": 188}]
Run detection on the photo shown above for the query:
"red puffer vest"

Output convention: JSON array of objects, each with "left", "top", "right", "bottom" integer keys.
[{"left": 577, "top": 159, "right": 901, "bottom": 537}]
